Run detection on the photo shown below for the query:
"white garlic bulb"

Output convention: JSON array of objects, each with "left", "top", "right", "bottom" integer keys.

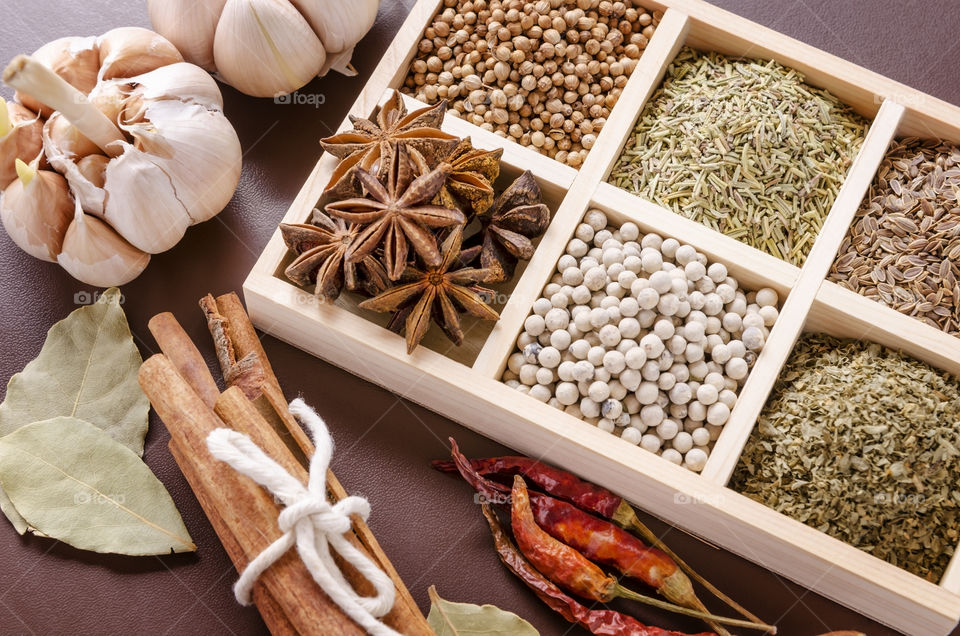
[
  {"left": 148, "top": 0, "right": 381, "bottom": 97},
  {"left": 42, "top": 62, "right": 242, "bottom": 253},
  {"left": 0, "top": 27, "right": 242, "bottom": 285}
]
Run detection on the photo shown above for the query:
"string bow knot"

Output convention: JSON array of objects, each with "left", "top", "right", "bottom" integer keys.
[{"left": 206, "top": 398, "right": 398, "bottom": 636}]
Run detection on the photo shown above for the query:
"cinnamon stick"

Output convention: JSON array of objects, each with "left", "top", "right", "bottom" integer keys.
[
  {"left": 147, "top": 312, "right": 221, "bottom": 408},
  {"left": 200, "top": 294, "right": 432, "bottom": 636},
  {"left": 140, "top": 354, "right": 365, "bottom": 636},
  {"left": 166, "top": 441, "right": 298, "bottom": 636}
]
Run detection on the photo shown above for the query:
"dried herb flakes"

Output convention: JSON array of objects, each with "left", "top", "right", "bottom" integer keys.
[
  {"left": 731, "top": 333, "right": 960, "bottom": 581},
  {"left": 609, "top": 48, "right": 869, "bottom": 266}
]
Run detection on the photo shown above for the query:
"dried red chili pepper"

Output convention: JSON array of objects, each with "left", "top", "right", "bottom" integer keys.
[
  {"left": 448, "top": 440, "right": 699, "bottom": 608},
  {"left": 433, "top": 454, "right": 622, "bottom": 516},
  {"left": 480, "top": 502, "right": 716, "bottom": 636},
  {"left": 434, "top": 445, "right": 763, "bottom": 628},
  {"left": 509, "top": 475, "right": 775, "bottom": 633}
]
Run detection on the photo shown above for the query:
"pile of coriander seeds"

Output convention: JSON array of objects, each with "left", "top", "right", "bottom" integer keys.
[
  {"left": 401, "top": 0, "right": 659, "bottom": 168},
  {"left": 502, "top": 209, "right": 782, "bottom": 472}
]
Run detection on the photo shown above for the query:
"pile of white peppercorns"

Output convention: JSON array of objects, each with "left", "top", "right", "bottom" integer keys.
[{"left": 502, "top": 209, "right": 781, "bottom": 472}]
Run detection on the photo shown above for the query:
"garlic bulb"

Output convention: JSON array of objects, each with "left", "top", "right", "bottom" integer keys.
[
  {"left": 148, "top": 0, "right": 381, "bottom": 97},
  {"left": 58, "top": 198, "right": 150, "bottom": 287},
  {"left": 0, "top": 27, "right": 242, "bottom": 286},
  {"left": 0, "top": 160, "right": 73, "bottom": 262},
  {"left": 0, "top": 97, "right": 43, "bottom": 188}
]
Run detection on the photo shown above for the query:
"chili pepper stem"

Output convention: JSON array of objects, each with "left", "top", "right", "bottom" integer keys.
[
  {"left": 614, "top": 502, "right": 768, "bottom": 627},
  {"left": 614, "top": 583, "right": 777, "bottom": 633}
]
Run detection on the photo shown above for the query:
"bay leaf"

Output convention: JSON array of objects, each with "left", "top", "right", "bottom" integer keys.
[
  {"left": 0, "top": 486, "right": 28, "bottom": 534},
  {"left": 0, "top": 417, "right": 195, "bottom": 555},
  {"left": 427, "top": 585, "right": 539, "bottom": 636},
  {"left": 0, "top": 287, "right": 149, "bottom": 454}
]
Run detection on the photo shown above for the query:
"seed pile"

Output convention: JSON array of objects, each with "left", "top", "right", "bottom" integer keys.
[
  {"left": 402, "top": 0, "right": 659, "bottom": 168},
  {"left": 732, "top": 333, "right": 960, "bottom": 580},
  {"left": 609, "top": 48, "right": 870, "bottom": 266},
  {"left": 829, "top": 138, "right": 960, "bottom": 336},
  {"left": 502, "top": 209, "right": 781, "bottom": 472}
]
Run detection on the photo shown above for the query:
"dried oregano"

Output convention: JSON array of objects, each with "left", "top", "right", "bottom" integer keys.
[
  {"left": 731, "top": 333, "right": 960, "bottom": 581},
  {"left": 609, "top": 48, "right": 870, "bottom": 266}
]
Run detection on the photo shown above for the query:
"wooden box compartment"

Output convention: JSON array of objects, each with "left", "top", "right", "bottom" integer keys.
[{"left": 245, "top": 0, "right": 960, "bottom": 632}]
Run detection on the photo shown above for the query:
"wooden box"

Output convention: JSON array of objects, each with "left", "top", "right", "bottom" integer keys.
[{"left": 244, "top": 0, "right": 960, "bottom": 632}]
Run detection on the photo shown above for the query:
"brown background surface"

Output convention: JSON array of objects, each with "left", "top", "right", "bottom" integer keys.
[{"left": 1, "top": 1, "right": 958, "bottom": 635}]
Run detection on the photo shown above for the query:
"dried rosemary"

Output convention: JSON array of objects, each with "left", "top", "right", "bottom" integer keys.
[
  {"left": 609, "top": 48, "right": 870, "bottom": 266},
  {"left": 731, "top": 333, "right": 960, "bottom": 581},
  {"left": 829, "top": 138, "right": 960, "bottom": 336}
]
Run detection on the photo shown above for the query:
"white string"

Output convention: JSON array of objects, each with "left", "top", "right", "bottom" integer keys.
[{"left": 206, "top": 398, "right": 398, "bottom": 636}]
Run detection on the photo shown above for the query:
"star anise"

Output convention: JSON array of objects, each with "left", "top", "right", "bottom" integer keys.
[
  {"left": 358, "top": 225, "right": 500, "bottom": 353},
  {"left": 409, "top": 138, "right": 503, "bottom": 217},
  {"left": 479, "top": 171, "right": 550, "bottom": 282},
  {"left": 319, "top": 91, "right": 459, "bottom": 200},
  {"left": 279, "top": 210, "right": 389, "bottom": 301},
  {"left": 326, "top": 145, "right": 466, "bottom": 281}
]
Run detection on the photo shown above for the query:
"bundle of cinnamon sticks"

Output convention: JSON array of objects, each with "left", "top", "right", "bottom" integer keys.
[{"left": 138, "top": 292, "right": 432, "bottom": 635}]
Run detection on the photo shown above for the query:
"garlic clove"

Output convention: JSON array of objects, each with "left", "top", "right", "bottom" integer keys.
[
  {"left": 16, "top": 37, "right": 99, "bottom": 117},
  {"left": 147, "top": 0, "right": 228, "bottom": 72},
  {"left": 101, "top": 147, "right": 193, "bottom": 254},
  {"left": 291, "top": 0, "right": 378, "bottom": 76},
  {"left": 0, "top": 98, "right": 43, "bottom": 188},
  {"left": 0, "top": 161, "right": 74, "bottom": 261},
  {"left": 58, "top": 198, "right": 150, "bottom": 286},
  {"left": 120, "top": 63, "right": 225, "bottom": 125},
  {"left": 213, "top": 0, "right": 326, "bottom": 98},
  {"left": 122, "top": 99, "right": 241, "bottom": 224},
  {"left": 76, "top": 154, "right": 109, "bottom": 188},
  {"left": 44, "top": 112, "right": 100, "bottom": 160},
  {"left": 88, "top": 80, "right": 128, "bottom": 125},
  {"left": 97, "top": 27, "right": 183, "bottom": 81}
]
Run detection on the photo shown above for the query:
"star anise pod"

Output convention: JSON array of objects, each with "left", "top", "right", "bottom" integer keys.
[
  {"left": 279, "top": 210, "right": 390, "bottom": 301},
  {"left": 326, "top": 144, "right": 466, "bottom": 281},
  {"left": 358, "top": 225, "right": 500, "bottom": 354},
  {"left": 409, "top": 138, "right": 503, "bottom": 217},
  {"left": 319, "top": 91, "right": 459, "bottom": 200},
  {"left": 480, "top": 171, "right": 550, "bottom": 282}
]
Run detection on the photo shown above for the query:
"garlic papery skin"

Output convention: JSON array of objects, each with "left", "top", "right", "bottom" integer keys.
[
  {"left": 0, "top": 98, "right": 43, "bottom": 188},
  {"left": 58, "top": 198, "right": 150, "bottom": 286},
  {"left": 213, "top": 0, "right": 326, "bottom": 98},
  {"left": 0, "top": 160, "right": 74, "bottom": 262},
  {"left": 116, "top": 62, "right": 225, "bottom": 123},
  {"left": 147, "top": 0, "right": 228, "bottom": 72},
  {"left": 16, "top": 37, "right": 99, "bottom": 117},
  {"left": 97, "top": 27, "right": 183, "bottom": 81},
  {"left": 292, "top": 0, "right": 379, "bottom": 76}
]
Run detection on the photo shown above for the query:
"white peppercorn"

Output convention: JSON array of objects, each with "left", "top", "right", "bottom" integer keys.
[
  {"left": 661, "top": 448, "right": 683, "bottom": 465},
  {"left": 684, "top": 448, "right": 708, "bottom": 471},
  {"left": 640, "top": 434, "right": 661, "bottom": 453},
  {"left": 621, "top": 426, "right": 642, "bottom": 444}
]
